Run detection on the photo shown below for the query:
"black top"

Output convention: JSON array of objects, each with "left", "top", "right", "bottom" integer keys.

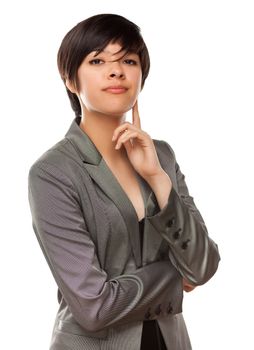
[
  {"left": 138, "top": 218, "right": 167, "bottom": 350},
  {"left": 139, "top": 217, "right": 145, "bottom": 261}
]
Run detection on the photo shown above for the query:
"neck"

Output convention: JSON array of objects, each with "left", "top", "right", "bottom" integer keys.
[{"left": 79, "top": 108, "right": 128, "bottom": 160}]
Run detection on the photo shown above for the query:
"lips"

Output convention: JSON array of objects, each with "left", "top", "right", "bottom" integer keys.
[{"left": 103, "top": 86, "right": 128, "bottom": 94}]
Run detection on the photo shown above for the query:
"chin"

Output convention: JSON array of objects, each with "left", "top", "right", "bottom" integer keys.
[
  {"left": 85, "top": 98, "right": 135, "bottom": 116},
  {"left": 104, "top": 110, "right": 127, "bottom": 118},
  {"left": 99, "top": 104, "right": 132, "bottom": 116}
]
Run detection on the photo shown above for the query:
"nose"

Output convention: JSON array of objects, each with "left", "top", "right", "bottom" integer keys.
[
  {"left": 109, "top": 72, "right": 124, "bottom": 78},
  {"left": 108, "top": 62, "right": 125, "bottom": 79}
]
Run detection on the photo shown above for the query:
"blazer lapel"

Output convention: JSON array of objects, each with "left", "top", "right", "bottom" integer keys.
[
  {"left": 65, "top": 116, "right": 163, "bottom": 267},
  {"left": 84, "top": 159, "right": 142, "bottom": 267}
]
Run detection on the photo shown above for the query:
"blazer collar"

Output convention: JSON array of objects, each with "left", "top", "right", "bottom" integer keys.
[
  {"left": 64, "top": 116, "right": 102, "bottom": 165},
  {"left": 65, "top": 117, "right": 162, "bottom": 267}
]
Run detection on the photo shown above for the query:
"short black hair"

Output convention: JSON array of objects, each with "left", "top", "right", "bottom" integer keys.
[{"left": 57, "top": 13, "right": 150, "bottom": 117}]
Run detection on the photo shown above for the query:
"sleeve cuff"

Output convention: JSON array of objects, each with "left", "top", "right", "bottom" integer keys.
[{"left": 146, "top": 187, "right": 187, "bottom": 241}]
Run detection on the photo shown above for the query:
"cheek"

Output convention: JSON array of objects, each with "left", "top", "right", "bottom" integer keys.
[
  {"left": 132, "top": 70, "right": 142, "bottom": 92},
  {"left": 78, "top": 75, "right": 99, "bottom": 104}
]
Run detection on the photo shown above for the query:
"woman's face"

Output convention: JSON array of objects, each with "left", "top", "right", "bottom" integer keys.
[{"left": 72, "top": 41, "right": 142, "bottom": 116}]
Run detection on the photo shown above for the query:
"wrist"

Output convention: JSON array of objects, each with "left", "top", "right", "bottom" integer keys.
[
  {"left": 145, "top": 171, "right": 172, "bottom": 211},
  {"left": 145, "top": 170, "right": 171, "bottom": 188}
]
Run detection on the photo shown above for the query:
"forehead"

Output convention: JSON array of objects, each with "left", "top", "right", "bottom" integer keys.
[{"left": 88, "top": 42, "right": 139, "bottom": 58}]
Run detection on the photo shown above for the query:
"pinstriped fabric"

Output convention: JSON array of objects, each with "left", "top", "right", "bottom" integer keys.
[
  {"left": 100, "top": 321, "right": 143, "bottom": 350},
  {"left": 28, "top": 157, "right": 183, "bottom": 349},
  {"left": 28, "top": 116, "right": 220, "bottom": 350},
  {"left": 139, "top": 218, "right": 167, "bottom": 349},
  {"left": 50, "top": 329, "right": 100, "bottom": 350}
]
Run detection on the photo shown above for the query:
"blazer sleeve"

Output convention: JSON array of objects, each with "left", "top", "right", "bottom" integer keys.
[
  {"left": 28, "top": 161, "right": 183, "bottom": 332},
  {"left": 146, "top": 141, "right": 221, "bottom": 286}
]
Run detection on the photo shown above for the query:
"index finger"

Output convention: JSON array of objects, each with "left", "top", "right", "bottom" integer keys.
[{"left": 132, "top": 100, "right": 141, "bottom": 129}]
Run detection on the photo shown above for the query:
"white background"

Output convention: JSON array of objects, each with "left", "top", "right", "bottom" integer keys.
[{"left": 1, "top": 0, "right": 253, "bottom": 349}]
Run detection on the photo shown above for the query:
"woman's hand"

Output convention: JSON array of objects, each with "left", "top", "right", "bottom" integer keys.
[
  {"left": 112, "top": 100, "right": 164, "bottom": 180},
  {"left": 183, "top": 278, "right": 196, "bottom": 293}
]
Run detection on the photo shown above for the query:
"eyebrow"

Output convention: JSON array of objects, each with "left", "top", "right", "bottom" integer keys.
[{"left": 88, "top": 50, "right": 138, "bottom": 64}]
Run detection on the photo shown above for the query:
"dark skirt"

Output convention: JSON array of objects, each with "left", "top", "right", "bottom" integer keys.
[{"left": 140, "top": 320, "right": 167, "bottom": 350}]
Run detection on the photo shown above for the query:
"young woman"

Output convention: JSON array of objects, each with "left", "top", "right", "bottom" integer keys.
[{"left": 28, "top": 13, "right": 220, "bottom": 350}]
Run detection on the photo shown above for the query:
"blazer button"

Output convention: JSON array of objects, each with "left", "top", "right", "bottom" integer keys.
[
  {"left": 166, "top": 302, "right": 173, "bottom": 314},
  {"left": 155, "top": 304, "right": 162, "bottom": 315},
  {"left": 181, "top": 239, "right": 191, "bottom": 250},
  {"left": 145, "top": 307, "right": 152, "bottom": 320},
  {"left": 167, "top": 218, "right": 175, "bottom": 227},
  {"left": 172, "top": 228, "right": 182, "bottom": 240}
]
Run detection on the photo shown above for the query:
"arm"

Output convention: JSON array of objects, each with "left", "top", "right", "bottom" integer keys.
[
  {"left": 145, "top": 141, "right": 221, "bottom": 286},
  {"left": 145, "top": 172, "right": 196, "bottom": 292},
  {"left": 28, "top": 161, "right": 183, "bottom": 332}
]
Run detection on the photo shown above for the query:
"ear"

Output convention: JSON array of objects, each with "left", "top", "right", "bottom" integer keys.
[{"left": 65, "top": 79, "right": 77, "bottom": 94}]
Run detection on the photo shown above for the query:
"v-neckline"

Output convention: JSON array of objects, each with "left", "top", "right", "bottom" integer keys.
[{"left": 101, "top": 157, "right": 147, "bottom": 223}]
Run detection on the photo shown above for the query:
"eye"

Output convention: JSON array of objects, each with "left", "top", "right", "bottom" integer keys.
[
  {"left": 89, "top": 59, "right": 104, "bottom": 65},
  {"left": 124, "top": 59, "right": 137, "bottom": 65}
]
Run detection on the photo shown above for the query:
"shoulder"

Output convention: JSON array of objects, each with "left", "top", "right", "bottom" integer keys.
[
  {"left": 152, "top": 138, "right": 176, "bottom": 160},
  {"left": 28, "top": 137, "right": 83, "bottom": 185}
]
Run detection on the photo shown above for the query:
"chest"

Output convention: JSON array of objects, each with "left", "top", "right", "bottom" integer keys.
[{"left": 103, "top": 158, "right": 145, "bottom": 221}]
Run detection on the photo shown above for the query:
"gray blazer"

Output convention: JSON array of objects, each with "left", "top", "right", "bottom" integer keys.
[{"left": 28, "top": 116, "right": 220, "bottom": 350}]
